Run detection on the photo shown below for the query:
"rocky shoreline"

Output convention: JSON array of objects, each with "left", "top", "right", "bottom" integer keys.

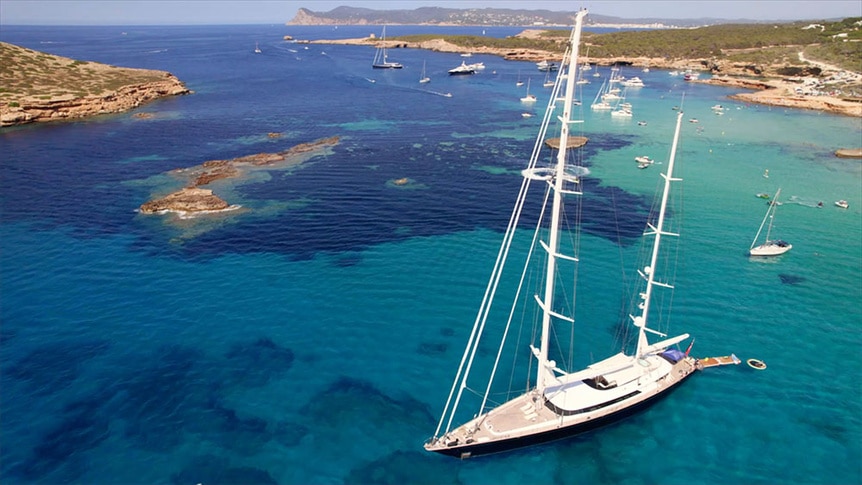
[
  {"left": 0, "top": 41, "right": 191, "bottom": 127},
  {"left": 307, "top": 32, "right": 862, "bottom": 119},
  {"left": 698, "top": 76, "right": 862, "bottom": 118},
  {"left": 1, "top": 74, "right": 190, "bottom": 127}
]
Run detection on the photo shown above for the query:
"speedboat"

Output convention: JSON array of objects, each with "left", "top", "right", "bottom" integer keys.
[{"left": 835, "top": 200, "right": 849, "bottom": 209}]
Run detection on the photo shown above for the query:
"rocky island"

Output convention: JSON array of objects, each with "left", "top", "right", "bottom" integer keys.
[
  {"left": 0, "top": 42, "right": 190, "bottom": 127},
  {"left": 140, "top": 136, "right": 340, "bottom": 215}
]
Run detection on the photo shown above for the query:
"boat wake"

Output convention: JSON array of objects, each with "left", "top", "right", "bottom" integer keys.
[
  {"left": 785, "top": 195, "right": 823, "bottom": 208},
  {"left": 423, "top": 90, "right": 453, "bottom": 97}
]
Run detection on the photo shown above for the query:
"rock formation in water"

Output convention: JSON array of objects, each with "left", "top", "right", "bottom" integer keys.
[
  {"left": 139, "top": 136, "right": 340, "bottom": 215},
  {"left": 139, "top": 187, "right": 230, "bottom": 214}
]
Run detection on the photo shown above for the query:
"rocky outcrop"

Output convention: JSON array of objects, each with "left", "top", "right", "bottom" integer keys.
[
  {"left": 1, "top": 74, "right": 189, "bottom": 127},
  {"left": 140, "top": 187, "right": 230, "bottom": 214},
  {"left": 139, "top": 136, "right": 340, "bottom": 215}
]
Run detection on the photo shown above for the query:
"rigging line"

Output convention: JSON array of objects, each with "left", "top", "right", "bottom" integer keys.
[
  {"left": 610, "top": 186, "right": 633, "bottom": 352},
  {"left": 480, "top": 176, "right": 553, "bottom": 414},
  {"left": 437, "top": 17, "right": 581, "bottom": 436},
  {"left": 435, "top": 170, "right": 530, "bottom": 437},
  {"left": 437, "top": 50, "right": 564, "bottom": 436}
]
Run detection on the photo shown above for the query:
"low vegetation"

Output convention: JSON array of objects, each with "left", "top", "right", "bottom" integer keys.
[
  {"left": 396, "top": 33, "right": 564, "bottom": 52},
  {"left": 394, "top": 17, "right": 862, "bottom": 73},
  {"left": 0, "top": 42, "right": 168, "bottom": 103}
]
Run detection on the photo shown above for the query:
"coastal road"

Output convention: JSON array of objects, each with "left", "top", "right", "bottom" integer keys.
[{"left": 798, "top": 51, "right": 862, "bottom": 81}]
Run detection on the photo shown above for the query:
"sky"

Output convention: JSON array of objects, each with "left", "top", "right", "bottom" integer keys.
[{"left": 1, "top": 0, "right": 860, "bottom": 25}]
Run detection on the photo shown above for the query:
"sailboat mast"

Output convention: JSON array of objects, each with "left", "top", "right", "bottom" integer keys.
[
  {"left": 750, "top": 188, "right": 780, "bottom": 249},
  {"left": 634, "top": 110, "right": 684, "bottom": 357},
  {"left": 536, "top": 10, "right": 586, "bottom": 393}
]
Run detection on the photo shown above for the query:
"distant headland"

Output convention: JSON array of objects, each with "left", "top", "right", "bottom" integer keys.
[
  {"left": 288, "top": 6, "right": 742, "bottom": 28},
  {"left": 0, "top": 42, "right": 190, "bottom": 127}
]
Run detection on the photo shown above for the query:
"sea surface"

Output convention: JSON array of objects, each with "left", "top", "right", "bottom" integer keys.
[{"left": 1, "top": 24, "right": 860, "bottom": 485}]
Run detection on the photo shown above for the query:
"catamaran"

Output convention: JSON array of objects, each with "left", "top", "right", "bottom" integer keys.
[{"left": 425, "top": 9, "right": 698, "bottom": 459}]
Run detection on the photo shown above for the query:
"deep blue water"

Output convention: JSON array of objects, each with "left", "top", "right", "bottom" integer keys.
[{"left": 1, "top": 24, "right": 861, "bottom": 485}]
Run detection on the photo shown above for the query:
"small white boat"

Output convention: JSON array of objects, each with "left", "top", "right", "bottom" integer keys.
[
  {"left": 536, "top": 60, "right": 558, "bottom": 71},
  {"left": 635, "top": 156, "right": 654, "bottom": 164},
  {"left": 621, "top": 76, "right": 645, "bottom": 87},
  {"left": 835, "top": 200, "right": 849, "bottom": 209},
  {"left": 254, "top": 42, "right": 262, "bottom": 54},
  {"left": 611, "top": 106, "right": 632, "bottom": 118}
]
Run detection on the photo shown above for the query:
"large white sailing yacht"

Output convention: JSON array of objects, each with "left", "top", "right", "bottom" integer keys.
[{"left": 424, "top": 10, "right": 697, "bottom": 459}]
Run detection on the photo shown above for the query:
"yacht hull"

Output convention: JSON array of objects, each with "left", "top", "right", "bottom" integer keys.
[{"left": 427, "top": 368, "right": 696, "bottom": 459}]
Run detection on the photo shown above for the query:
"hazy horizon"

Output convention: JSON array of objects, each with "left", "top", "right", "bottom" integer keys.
[{"left": 1, "top": 0, "right": 860, "bottom": 26}]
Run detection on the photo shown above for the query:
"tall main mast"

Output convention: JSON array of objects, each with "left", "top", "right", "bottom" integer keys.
[
  {"left": 634, "top": 110, "right": 684, "bottom": 358},
  {"left": 536, "top": 10, "right": 586, "bottom": 393}
]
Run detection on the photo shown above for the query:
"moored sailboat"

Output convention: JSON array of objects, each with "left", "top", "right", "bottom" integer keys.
[
  {"left": 749, "top": 188, "right": 792, "bottom": 256},
  {"left": 419, "top": 60, "right": 430, "bottom": 83},
  {"left": 520, "top": 78, "right": 536, "bottom": 103},
  {"left": 371, "top": 26, "right": 403, "bottom": 69},
  {"left": 424, "top": 10, "right": 697, "bottom": 459}
]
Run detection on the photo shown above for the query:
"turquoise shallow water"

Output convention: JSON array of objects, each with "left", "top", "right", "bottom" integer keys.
[{"left": 1, "top": 24, "right": 861, "bottom": 485}]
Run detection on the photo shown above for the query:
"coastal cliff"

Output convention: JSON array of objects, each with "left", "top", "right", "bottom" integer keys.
[{"left": 0, "top": 42, "right": 190, "bottom": 127}]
